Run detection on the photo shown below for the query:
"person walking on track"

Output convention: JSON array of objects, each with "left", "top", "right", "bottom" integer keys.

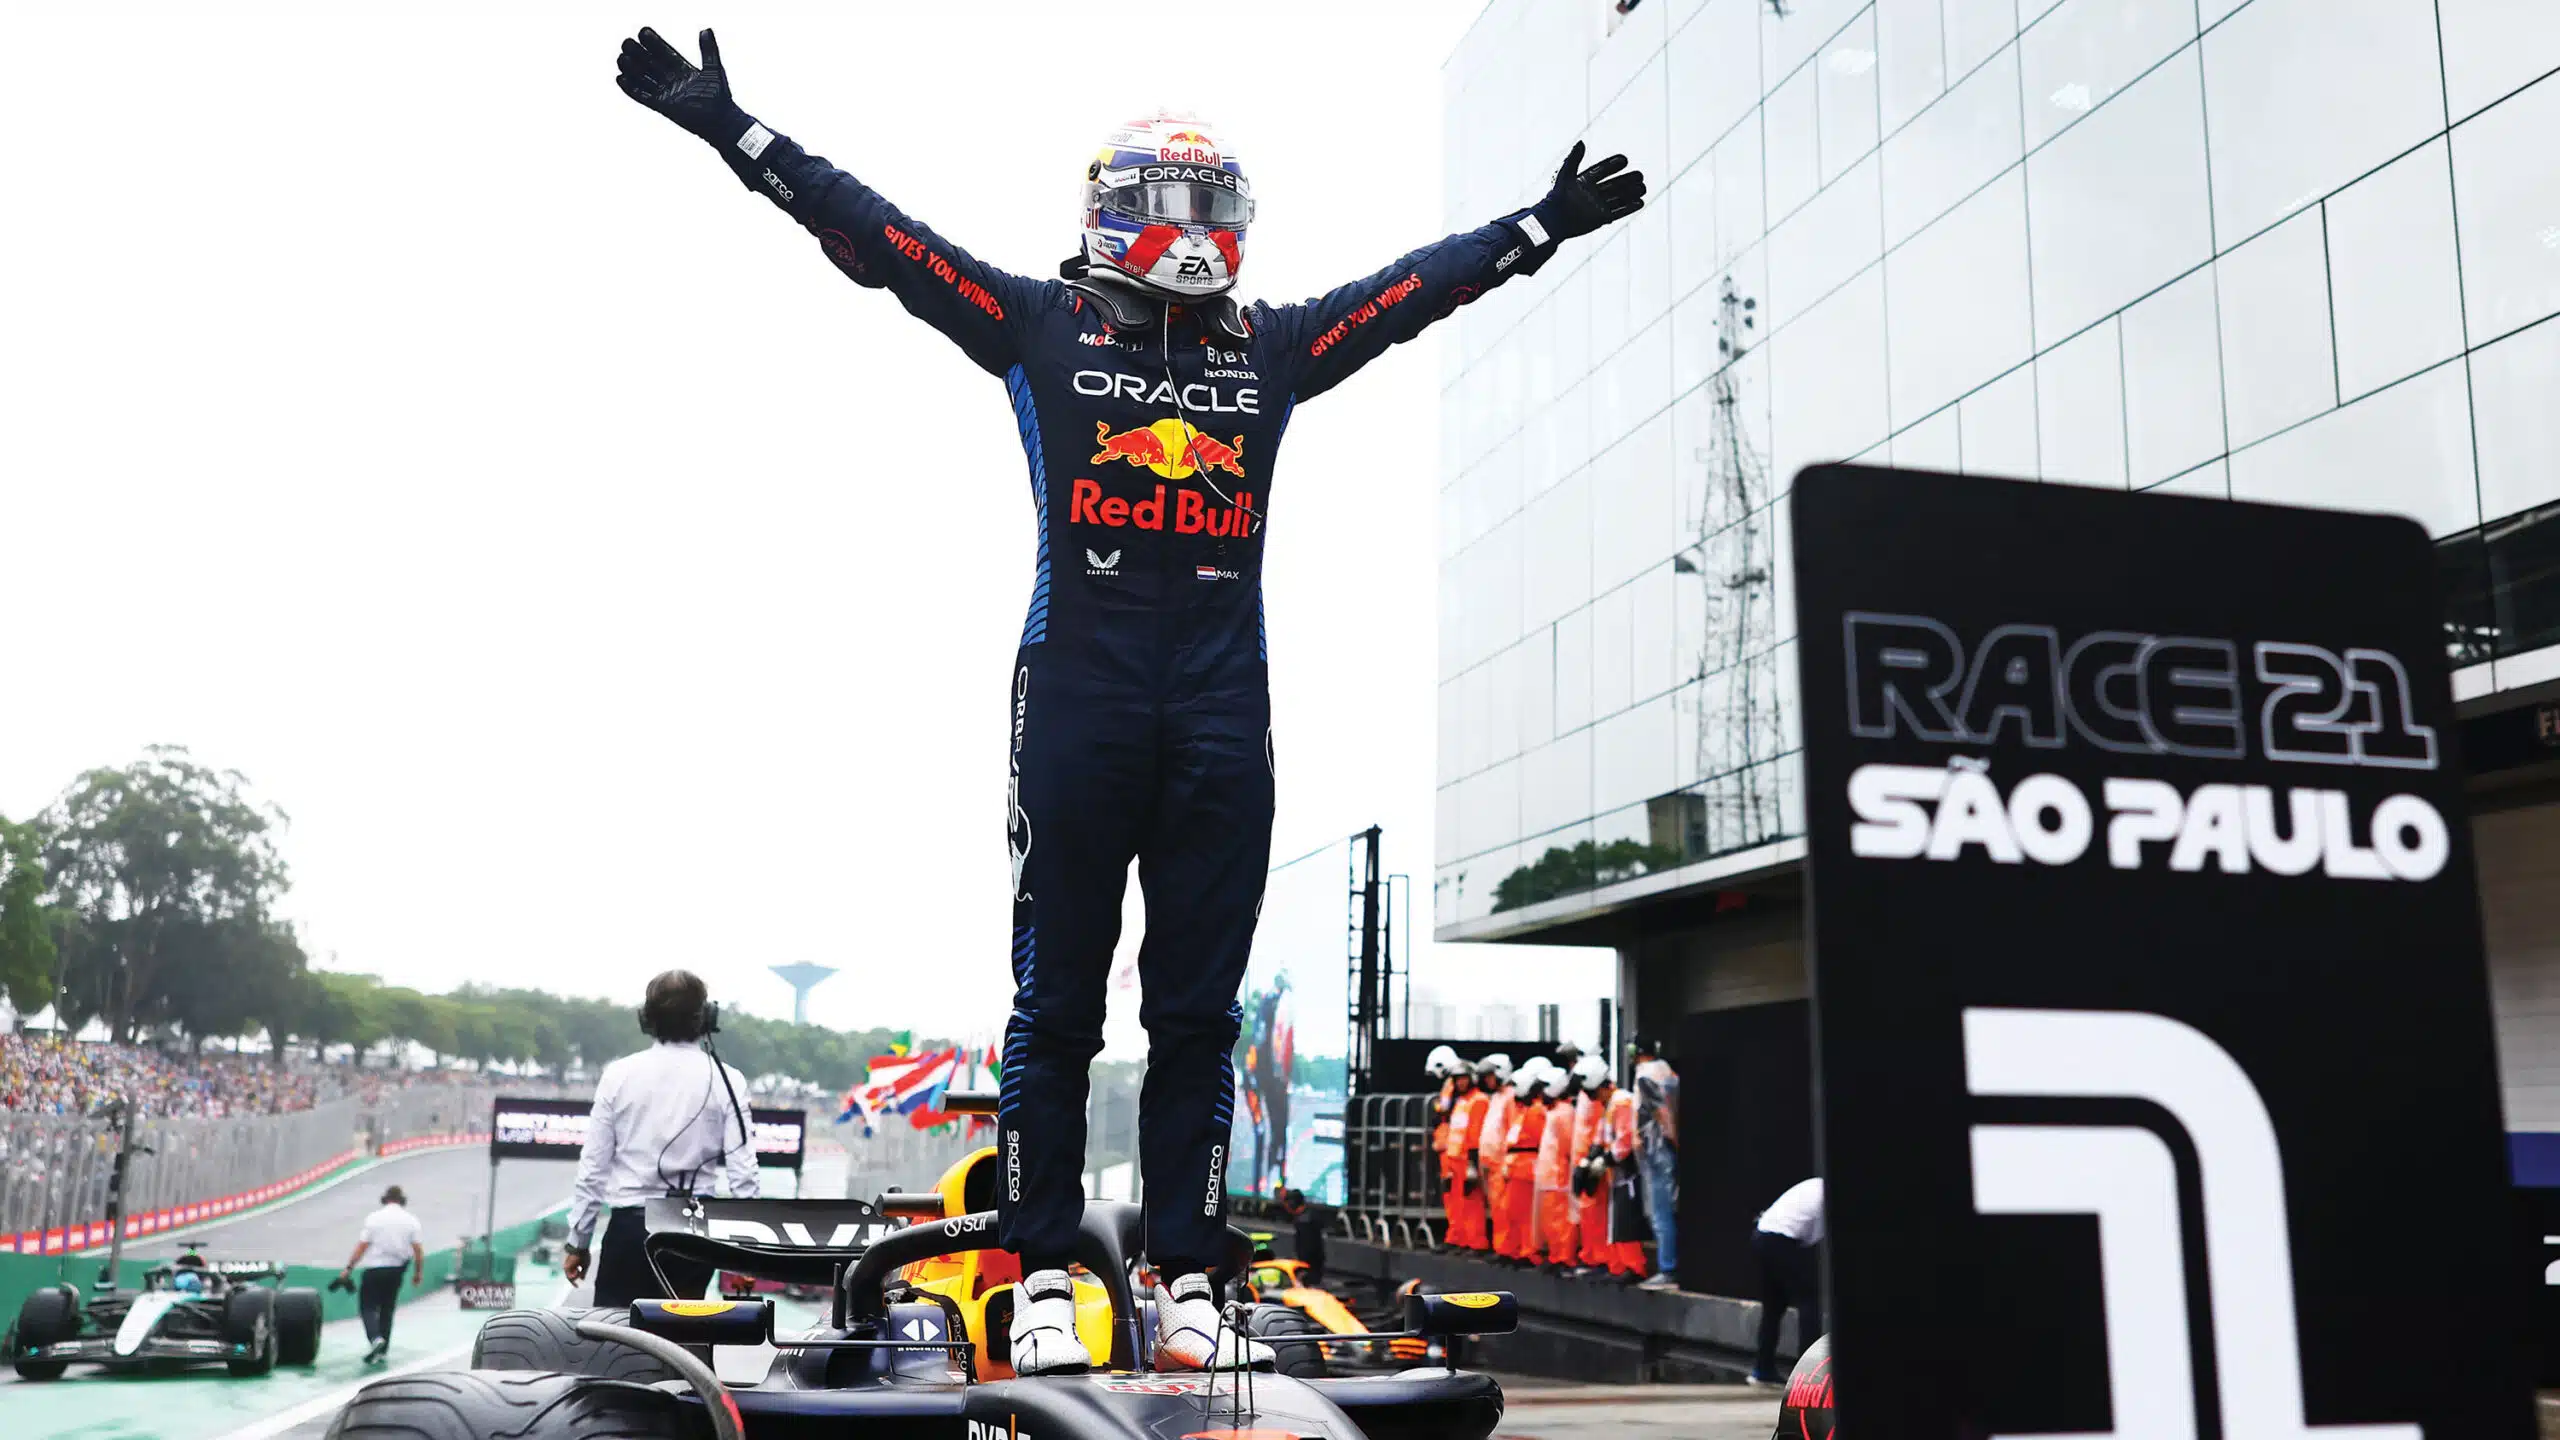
[{"left": 336, "top": 1185, "right": 423, "bottom": 1365}]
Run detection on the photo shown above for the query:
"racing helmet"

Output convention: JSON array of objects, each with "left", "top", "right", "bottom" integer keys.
[
  {"left": 1424, "top": 1044, "right": 1463, "bottom": 1079},
  {"left": 1476, "top": 1053, "right": 1513, "bottom": 1084},
  {"left": 1570, "top": 1054, "right": 1611, "bottom": 1090},
  {"left": 1081, "top": 112, "right": 1253, "bottom": 299},
  {"left": 172, "top": 1270, "right": 203, "bottom": 1293}
]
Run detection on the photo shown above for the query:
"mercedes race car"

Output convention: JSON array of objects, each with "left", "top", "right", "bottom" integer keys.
[
  {"left": 10, "top": 1244, "right": 323, "bottom": 1379},
  {"left": 345, "top": 1092, "right": 1513, "bottom": 1440}
]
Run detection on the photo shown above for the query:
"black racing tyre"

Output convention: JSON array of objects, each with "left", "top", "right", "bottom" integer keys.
[
  {"left": 321, "top": 1369, "right": 691, "bottom": 1440},
  {"left": 11, "top": 1284, "right": 78, "bottom": 1380},
  {"left": 275, "top": 1286, "right": 325, "bottom": 1365},
  {"left": 470, "top": 1307, "right": 678, "bottom": 1384},
  {"left": 225, "top": 1285, "right": 279, "bottom": 1377},
  {"left": 1244, "top": 1302, "right": 1330, "bottom": 1379}
]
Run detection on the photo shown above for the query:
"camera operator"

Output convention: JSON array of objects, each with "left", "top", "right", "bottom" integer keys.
[{"left": 562, "top": 970, "right": 757, "bottom": 1305}]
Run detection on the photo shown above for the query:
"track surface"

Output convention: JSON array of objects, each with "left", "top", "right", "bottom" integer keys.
[{"left": 129, "top": 1145, "right": 575, "bottom": 1266}]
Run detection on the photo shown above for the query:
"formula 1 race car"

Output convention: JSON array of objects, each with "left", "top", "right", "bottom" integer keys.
[
  {"left": 10, "top": 1243, "right": 323, "bottom": 1379},
  {"left": 368, "top": 1092, "right": 1514, "bottom": 1440}
]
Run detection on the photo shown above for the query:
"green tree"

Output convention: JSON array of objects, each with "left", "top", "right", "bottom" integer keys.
[
  {"left": 159, "top": 916, "right": 307, "bottom": 1052},
  {"left": 1490, "top": 838, "right": 1683, "bottom": 913},
  {"left": 40, "top": 747, "right": 289, "bottom": 1041},
  {"left": 0, "top": 817, "right": 58, "bottom": 1015}
]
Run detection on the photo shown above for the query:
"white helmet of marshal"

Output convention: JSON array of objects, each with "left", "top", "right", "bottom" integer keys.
[
  {"left": 1476, "top": 1053, "right": 1513, "bottom": 1084},
  {"left": 1511, "top": 1058, "right": 1552, "bottom": 1100},
  {"left": 1081, "top": 112, "right": 1254, "bottom": 299},
  {"left": 1569, "top": 1054, "right": 1611, "bottom": 1090},
  {"left": 1424, "top": 1044, "right": 1464, "bottom": 1079}
]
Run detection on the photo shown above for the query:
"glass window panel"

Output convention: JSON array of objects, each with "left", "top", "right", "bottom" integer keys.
[
  {"left": 1892, "top": 405, "right": 1962, "bottom": 470},
  {"left": 1517, "top": 300, "right": 1559, "bottom": 424},
  {"left": 1446, "top": 843, "right": 1517, "bottom": 926},
  {"left": 2469, "top": 317, "right": 2560, "bottom": 525},
  {"left": 1616, "top": 313, "right": 1675, "bottom": 434},
  {"left": 1592, "top": 0, "right": 1668, "bottom": 112},
  {"left": 1439, "top": 479, "right": 1463, "bottom": 563},
  {"left": 1770, "top": 267, "right": 1890, "bottom": 489},
  {"left": 1477, "top": 512, "right": 1526, "bottom": 663},
  {"left": 2019, "top": 0, "right": 2196, "bottom": 151},
  {"left": 1669, "top": 156, "right": 1720, "bottom": 305},
  {"left": 2197, "top": 0, "right": 2247, "bottom": 24},
  {"left": 1770, "top": 154, "right": 1884, "bottom": 332},
  {"left": 1886, "top": 170, "right": 2034, "bottom": 424},
  {"left": 1597, "top": 409, "right": 1679, "bottom": 592},
  {"left": 1592, "top": 51, "right": 1671, "bottom": 215},
  {"left": 2144, "top": 458, "right": 2229, "bottom": 499},
  {"left": 1960, "top": 362, "right": 2041, "bottom": 479},
  {"left": 1523, "top": 466, "right": 1594, "bottom": 631},
  {"left": 1478, "top": 431, "right": 1525, "bottom": 537},
  {"left": 2202, "top": 0, "right": 2445, "bottom": 246},
  {"left": 1629, "top": 204, "right": 1675, "bottom": 343},
  {"left": 1878, "top": 0, "right": 1948, "bottom": 135},
  {"left": 2216, "top": 210, "right": 2337, "bottom": 449},
  {"left": 2453, "top": 74, "right": 2560, "bottom": 346},
  {"left": 1882, "top": 43, "right": 2022, "bottom": 247},
  {"left": 1551, "top": 377, "right": 1593, "bottom": 483},
  {"left": 1455, "top": 661, "right": 1491, "bottom": 778},
  {"left": 1589, "top": 231, "right": 1633, "bottom": 368},
  {"left": 2485, "top": 501, "right": 2560, "bottom": 660},
  {"left": 1765, "top": 65, "right": 1824, "bottom": 223},
  {"left": 1555, "top": 605, "right": 1595, "bottom": 735},
  {"left": 2228, "top": 360, "right": 2479, "bottom": 537},
  {"left": 1715, "top": 112, "right": 1768, "bottom": 268},
  {"left": 1668, "top": 0, "right": 1712, "bottom": 31},
  {"left": 1669, "top": 0, "right": 1767, "bottom": 173},
  {"left": 1633, "top": 561, "right": 1680, "bottom": 705},
  {"left": 1517, "top": 623, "right": 1556, "bottom": 753},
  {"left": 1943, "top": 0, "right": 2018, "bottom": 79},
  {"left": 1764, "top": 0, "right": 1871, "bottom": 87},
  {"left": 1459, "top": 761, "right": 1521, "bottom": 864},
  {"left": 1672, "top": 539, "right": 1712, "bottom": 696},
  {"left": 1594, "top": 692, "right": 1678, "bottom": 815},
  {"left": 2038, "top": 318, "right": 2128, "bottom": 488},
  {"left": 1819, "top": 12, "right": 1883, "bottom": 183},
  {"left": 2019, "top": 0, "right": 2068, "bottom": 22},
  {"left": 2027, "top": 48, "right": 2213, "bottom": 347},
  {"left": 2120, "top": 266, "right": 2226, "bottom": 486},
  {"left": 1485, "top": 640, "right": 1525, "bottom": 767},
  {"left": 1438, "top": 677, "right": 1462, "bottom": 787},
  {"left": 2439, "top": 0, "right": 2560, "bottom": 121},
  {"left": 1768, "top": 497, "right": 1797, "bottom": 645},
  {"left": 1436, "top": 784, "right": 1460, "bottom": 866},
  {"left": 1553, "top": 262, "right": 1594, "bottom": 390},
  {"left": 2326, "top": 140, "right": 2466, "bottom": 402},
  {"left": 1772, "top": 637, "right": 1803, "bottom": 764},
  {"left": 1521, "top": 726, "right": 1594, "bottom": 840},
  {"left": 1593, "top": 581, "right": 1637, "bottom": 719},
  {"left": 1672, "top": 280, "right": 1720, "bottom": 401}
]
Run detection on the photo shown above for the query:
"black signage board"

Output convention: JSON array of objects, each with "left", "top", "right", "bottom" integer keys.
[
  {"left": 490, "top": 1095, "right": 806, "bottom": 1171},
  {"left": 1791, "top": 466, "right": 2528, "bottom": 1435}
]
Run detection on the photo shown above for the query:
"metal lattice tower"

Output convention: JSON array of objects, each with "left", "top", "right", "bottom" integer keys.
[{"left": 1675, "top": 275, "right": 1781, "bottom": 857}]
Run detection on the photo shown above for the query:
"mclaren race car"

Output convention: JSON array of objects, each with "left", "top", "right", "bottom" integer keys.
[
  {"left": 10, "top": 1243, "right": 323, "bottom": 1379},
  {"left": 376, "top": 1091, "right": 1514, "bottom": 1440}
]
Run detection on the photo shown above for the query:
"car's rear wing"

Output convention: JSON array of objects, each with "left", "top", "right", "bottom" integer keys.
[{"left": 641, "top": 1196, "right": 894, "bottom": 1290}]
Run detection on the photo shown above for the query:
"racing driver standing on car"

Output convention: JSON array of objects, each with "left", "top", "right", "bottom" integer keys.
[{"left": 615, "top": 26, "right": 1645, "bottom": 1375}]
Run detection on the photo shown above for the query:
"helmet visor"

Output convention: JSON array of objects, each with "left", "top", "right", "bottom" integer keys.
[{"left": 1103, "top": 179, "right": 1253, "bottom": 228}]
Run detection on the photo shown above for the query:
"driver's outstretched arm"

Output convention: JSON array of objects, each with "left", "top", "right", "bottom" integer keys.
[{"left": 616, "top": 26, "right": 1045, "bottom": 377}]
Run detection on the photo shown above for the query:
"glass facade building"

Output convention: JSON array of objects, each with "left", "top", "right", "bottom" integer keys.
[{"left": 1435, "top": 0, "right": 2560, "bottom": 943}]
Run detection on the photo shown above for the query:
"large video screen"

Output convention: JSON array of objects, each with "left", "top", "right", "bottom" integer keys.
[
  {"left": 1226, "top": 842, "right": 1350, "bottom": 1205},
  {"left": 490, "top": 1096, "right": 806, "bottom": 1172}
]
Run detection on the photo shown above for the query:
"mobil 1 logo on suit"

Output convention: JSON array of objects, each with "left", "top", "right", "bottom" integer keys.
[{"left": 1791, "top": 466, "right": 2529, "bottom": 1437}]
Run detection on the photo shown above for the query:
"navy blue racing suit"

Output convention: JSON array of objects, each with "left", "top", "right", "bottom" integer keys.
[{"left": 705, "top": 119, "right": 1563, "bottom": 1273}]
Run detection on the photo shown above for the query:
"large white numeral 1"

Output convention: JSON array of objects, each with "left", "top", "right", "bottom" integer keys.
[{"left": 1965, "top": 1008, "right": 2421, "bottom": 1440}]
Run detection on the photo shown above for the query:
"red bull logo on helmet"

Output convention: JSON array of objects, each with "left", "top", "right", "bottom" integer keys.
[{"left": 1158, "top": 129, "right": 1220, "bottom": 164}]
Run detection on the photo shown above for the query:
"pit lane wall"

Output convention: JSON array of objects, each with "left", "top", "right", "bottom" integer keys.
[{"left": 0, "top": 1202, "right": 565, "bottom": 1335}]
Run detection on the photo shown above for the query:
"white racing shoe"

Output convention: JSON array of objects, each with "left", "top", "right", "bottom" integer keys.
[
  {"left": 1150, "top": 1273, "right": 1276, "bottom": 1372},
  {"left": 1010, "top": 1269, "right": 1093, "bottom": 1375}
]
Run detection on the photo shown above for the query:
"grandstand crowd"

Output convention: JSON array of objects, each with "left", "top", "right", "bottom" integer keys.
[{"left": 0, "top": 1034, "right": 470, "bottom": 1118}]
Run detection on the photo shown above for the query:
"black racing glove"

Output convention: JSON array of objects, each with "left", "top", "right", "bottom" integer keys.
[
  {"left": 1529, "top": 141, "right": 1647, "bottom": 243},
  {"left": 615, "top": 26, "right": 751, "bottom": 146}
]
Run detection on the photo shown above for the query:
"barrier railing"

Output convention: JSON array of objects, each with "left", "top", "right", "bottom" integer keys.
[{"left": 1339, "top": 1092, "right": 1440, "bottom": 1250}]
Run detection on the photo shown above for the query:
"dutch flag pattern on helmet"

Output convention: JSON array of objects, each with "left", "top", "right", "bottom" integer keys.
[{"left": 1081, "top": 112, "right": 1253, "bottom": 299}]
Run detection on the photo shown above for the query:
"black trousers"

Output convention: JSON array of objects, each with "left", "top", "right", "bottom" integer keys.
[
  {"left": 594, "top": 1205, "right": 715, "bottom": 1308},
  {"left": 1752, "top": 1229, "right": 1821, "bottom": 1377},
  {"left": 358, "top": 1265, "right": 405, "bottom": 1345}
]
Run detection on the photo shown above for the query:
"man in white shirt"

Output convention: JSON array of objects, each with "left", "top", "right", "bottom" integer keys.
[
  {"left": 337, "top": 1184, "right": 424, "bottom": 1364},
  {"left": 563, "top": 970, "right": 758, "bottom": 1306},
  {"left": 1749, "top": 1176, "right": 1824, "bottom": 1386}
]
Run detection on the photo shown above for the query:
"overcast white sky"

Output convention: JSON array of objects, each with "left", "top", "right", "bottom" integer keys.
[{"left": 1, "top": 1, "right": 1610, "bottom": 1057}]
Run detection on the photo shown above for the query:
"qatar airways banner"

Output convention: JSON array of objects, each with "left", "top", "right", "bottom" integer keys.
[{"left": 1792, "top": 466, "right": 2527, "bottom": 1435}]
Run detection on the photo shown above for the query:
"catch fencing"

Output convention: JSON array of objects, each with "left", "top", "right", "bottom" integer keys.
[
  {"left": 1339, "top": 1092, "right": 1441, "bottom": 1249},
  {"left": 0, "top": 1081, "right": 512, "bottom": 1249}
]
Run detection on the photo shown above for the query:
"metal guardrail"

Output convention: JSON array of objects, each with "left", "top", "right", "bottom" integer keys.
[
  {"left": 0, "top": 1079, "right": 527, "bottom": 1238},
  {"left": 1339, "top": 1092, "right": 1440, "bottom": 1250}
]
